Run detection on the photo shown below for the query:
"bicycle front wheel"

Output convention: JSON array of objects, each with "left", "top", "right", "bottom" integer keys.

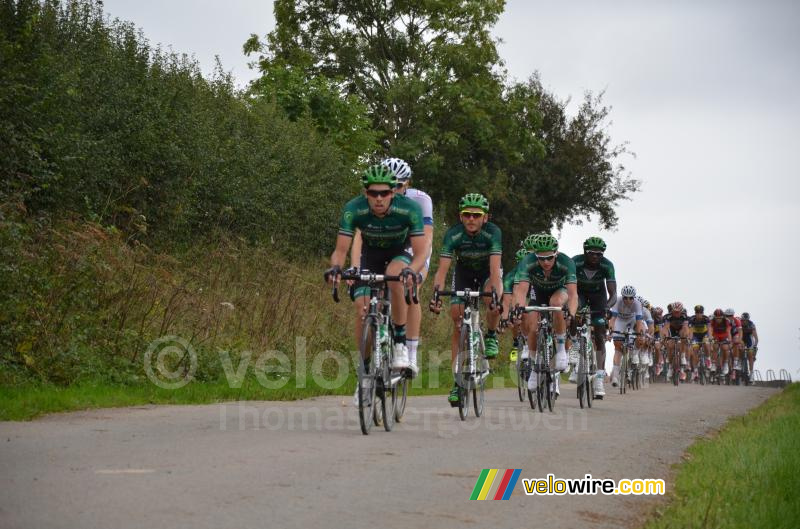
[
  {"left": 456, "top": 326, "right": 471, "bottom": 421},
  {"left": 358, "top": 321, "right": 378, "bottom": 435},
  {"left": 395, "top": 375, "right": 408, "bottom": 422}
]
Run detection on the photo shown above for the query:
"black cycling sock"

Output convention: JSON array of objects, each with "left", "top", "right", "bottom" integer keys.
[
  {"left": 486, "top": 329, "right": 497, "bottom": 339},
  {"left": 394, "top": 324, "right": 406, "bottom": 345},
  {"left": 513, "top": 336, "right": 522, "bottom": 348}
]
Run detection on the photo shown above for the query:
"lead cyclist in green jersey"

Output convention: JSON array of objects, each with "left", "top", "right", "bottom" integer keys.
[{"left": 326, "top": 165, "right": 427, "bottom": 374}]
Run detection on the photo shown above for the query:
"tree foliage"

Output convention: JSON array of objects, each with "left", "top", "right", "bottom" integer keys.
[
  {"left": 249, "top": 0, "right": 639, "bottom": 259},
  {"left": 0, "top": 0, "right": 360, "bottom": 255}
]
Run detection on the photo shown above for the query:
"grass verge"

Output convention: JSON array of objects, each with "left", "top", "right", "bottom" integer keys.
[{"left": 643, "top": 383, "right": 800, "bottom": 529}]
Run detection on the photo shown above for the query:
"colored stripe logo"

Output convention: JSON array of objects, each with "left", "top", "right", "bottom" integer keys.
[{"left": 470, "top": 469, "right": 522, "bottom": 500}]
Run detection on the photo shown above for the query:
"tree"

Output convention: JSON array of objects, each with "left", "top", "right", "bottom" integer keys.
[{"left": 245, "top": 0, "right": 514, "bottom": 197}]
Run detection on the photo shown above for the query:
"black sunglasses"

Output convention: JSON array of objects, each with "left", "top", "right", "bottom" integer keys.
[
  {"left": 536, "top": 254, "right": 556, "bottom": 262},
  {"left": 366, "top": 189, "right": 393, "bottom": 198},
  {"left": 623, "top": 296, "right": 634, "bottom": 300},
  {"left": 586, "top": 250, "right": 604, "bottom": 256}
]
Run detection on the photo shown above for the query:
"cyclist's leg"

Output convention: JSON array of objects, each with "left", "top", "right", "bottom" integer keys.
[
  {"left": 405, "top": 263, "right": 428, "bottom": 373},
  {"left": 480, "top": 274, "right": 500, "bottom": 358},
  {"left": 548, "top": 288, "right": 569, "bottom": 370}
]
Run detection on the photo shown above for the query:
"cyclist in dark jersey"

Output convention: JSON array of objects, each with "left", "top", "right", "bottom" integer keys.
[
  {"left": 661, "top": 301, "right": 690, "bottom": 381},
  {"left": 429, "top": 193, "right": 503, "bottom": 404},
  {"left": 325, "top": 164, "right": 427, "bottom": 374},
  {"left": 513, "top": 233, "right": 578, "bottom": 392},
  {"left": 741, "top": 312, "right": 759, "bottom": 377},
  {"left": 652, "top": 306, "right": 665, "bottom": 375},
  {"left": 572, "top": 236, "right": 617, "bottom": 398},
  {"left": 503, "top": 247, "right": 529, "bottom": 362},
  {"left": 688, "top": 305, "right": 712, "bottom": 380}
]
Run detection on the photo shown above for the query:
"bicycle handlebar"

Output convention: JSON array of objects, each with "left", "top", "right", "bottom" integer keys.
[{"left": 328, "top": 268, "right": 418, "bottom": 305}]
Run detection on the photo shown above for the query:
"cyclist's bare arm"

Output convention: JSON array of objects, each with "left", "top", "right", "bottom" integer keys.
[
  {"left": 408, "top": 235, "right": 427, "bottom": 274},
  {"left": 350, "top": 229, "right": 363, "bottom": 268},
  {"left": 512, "top": 281, "right": 530, "bottom": 310},
  {"left": 330, "top": 233, "right": 353, "bottom": 273},
  {"left": 566, "top": 283, "right": 578, "bottom": 316},
  {"left": 423, "top": 225, "right": 434, "bottom": 264},
  {"left": 489, "top": 254, "right": 503, "bottom": 299},
  {"left": 606, "top": 280, "right": 617, "bottom": 309},
  {"left": 432, "top": 256, "right": 452, "bottom": 290}
]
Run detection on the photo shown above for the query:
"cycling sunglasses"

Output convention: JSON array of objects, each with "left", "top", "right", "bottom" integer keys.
[
  {"left": 535, "top": 254, "right": 556, "bottom": 261},
  {"left": 460, "top": 211, "right": 485, "bottom": 219},
  {"left": 366, "top": 189, "right": 393, "bottom": 198},
  {"left": 623, "top": 296, "right": 634, "bottom": 301},
  {"left": 586, "top": 250, "right": 604, "bottom": 256}
]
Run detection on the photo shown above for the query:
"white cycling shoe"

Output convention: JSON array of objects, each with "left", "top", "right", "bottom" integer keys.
[
  {"left": 555, "top": 350, "right": 568, "bottom": 372},
  {"left": 392, "top": 344, "right": 409, "bottom": 369}
]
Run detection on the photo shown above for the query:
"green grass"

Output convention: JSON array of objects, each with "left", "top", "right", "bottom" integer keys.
[{"left": 643, "top": 383, "right": 800, "bottom": 529}]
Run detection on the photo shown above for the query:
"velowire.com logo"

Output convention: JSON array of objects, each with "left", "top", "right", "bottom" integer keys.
[{"left": 469, "top": 469, "right": 522, "bottom": 500}]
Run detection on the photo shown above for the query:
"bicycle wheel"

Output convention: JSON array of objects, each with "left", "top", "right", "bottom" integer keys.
[
  {"left": 516, "top": 353, "right": 525, "bottom": 402},
  {"left": 456, "top": 326, "right": 471, "bottom": 421},
  {"left": 619, "top": 353, "right": 627, "bottom": 395},
  {"left": 474, "top": 366, "right": 485, "bottom": 417},
  {"left": 535, "top": 333, "right": 546, "bottom": 412},
  {"left": 358, "top": 321, "right": 378, "bottom": 435},
  {"left": 395, "top": 374, "right": 408, "bottom": 422},
  {"left": 577, "top": 336, "right": 587, "bottom": 409},
  {"left": 671, "top": 347, "right": 679, "bottom": 386},
  {"left": 545, "top": 339, "right": 555, "bottom": 412}
]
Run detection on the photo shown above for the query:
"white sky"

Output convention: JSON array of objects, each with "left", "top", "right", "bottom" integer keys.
[{"left": 102, "top": 0, "right": 800, "bottom": 380}]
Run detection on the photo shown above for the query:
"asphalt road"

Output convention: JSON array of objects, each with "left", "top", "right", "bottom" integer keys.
[{"left": 0, "top": 382, "right": 778, "bottom": 529}]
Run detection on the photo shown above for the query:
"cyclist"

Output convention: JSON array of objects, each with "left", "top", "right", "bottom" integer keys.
[
  {"left": 607, "top": 285, "right": 646, "bottom": 387},
  {"left": 349, "top": 158, "right": 433, "bottom": 376},
  {"left": 325, "top": 165, "right": 427, "bottom": 404},
  {"left": 725, "top": 308, "right": 744, "bottom": 374},
  {"left": 741, "top": 312, "right": 759, "bottom": 378},
  {"left": 710, "top": 308, "right": 733, "bottom": 376},
  {"left": 662, "top": 302, "right": 691, "bottom": 381},
  {"left": 636, "top": 297, "right": 655, "bottom": 376},
  {"left": 512, "top": 233, "right": 578, "bottom": 392},
  {"left": 504, "top": 247, "right": 530, "bottom": 363},
  {"left": 571, "top": 236, "right": 616, "bottom": 399},
  {"left": 652, "top": 306, "right": 665, "bottom": 376},
  {"left": 688, "top": 305, "right": 712, "bottom": 379},
  {"left": 429, "top": 193, "right": 503, "bottom": 404}
]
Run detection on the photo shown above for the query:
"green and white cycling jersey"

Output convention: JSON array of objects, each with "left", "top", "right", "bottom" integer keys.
[
  {"left": 572, "top": 254, "right": 616, "bottom": 294},
  {"left": 513, "top": 252, "right": 577, "bottom": 291},
  {"left": 439, "top": 222, "right": 503, "bottom": 273},
  {"left": 503, "top": 261, "right": 526, "bottom": 295},
  {"left": 338, "top": 194, "right": 424, "bottom": 249}
]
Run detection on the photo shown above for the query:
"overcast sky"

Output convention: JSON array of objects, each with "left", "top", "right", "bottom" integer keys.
[{"left": 102, "top": 0, "right": 800, "bottom": 379}]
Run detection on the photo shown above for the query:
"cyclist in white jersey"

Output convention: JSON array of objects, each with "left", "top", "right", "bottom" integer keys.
[
  {"left": 636, "top": 296, "right": 654, "bottom": 373},
  {"left": 607, "top": 285, "right": 646, "bottom": 386},
  {"left": 350, "top": 158, "right": 433, "bottom": 376}
]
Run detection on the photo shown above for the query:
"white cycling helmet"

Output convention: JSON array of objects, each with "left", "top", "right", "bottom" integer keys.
[
  {"left": 380, "top": 157, "right": 412, "bottom": 183},
  {"left": 724, "top": 307, "right": 735, "bottom": 316},
  {"left": 621, "top": 285, "right": 637, "bottom": 298}
]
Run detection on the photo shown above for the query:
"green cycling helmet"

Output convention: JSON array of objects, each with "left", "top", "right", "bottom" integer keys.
[
  {"left": 583, "top": 236, "right": 607, "bottom": 251},
  {"left": 521, "top": 233, "right": 538, "bottom": 252},
  {"left": 361, "top": 164, "right": 397, "bottom": 188},
  {"left": 458, "top": 193, "right": 489, "bottom": 212},
  {"left": 515, "top": 247, "right": 528, "bottom": 262},
  {"left": 530, "top": 232, "right": 558, "bottom": 253}
]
